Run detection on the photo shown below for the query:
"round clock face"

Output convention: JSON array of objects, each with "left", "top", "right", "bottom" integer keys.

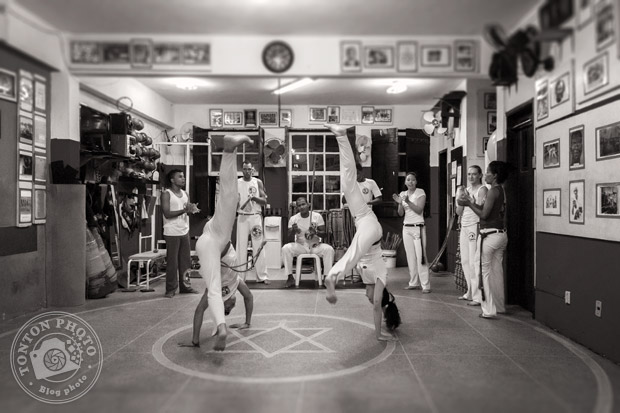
[{"left": 262, "top": 41, "right": 294, "bottom": 73}]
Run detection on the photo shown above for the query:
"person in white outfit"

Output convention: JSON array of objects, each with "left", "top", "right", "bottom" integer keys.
[
  {"left": 282, "top": 197, "right": 334, "bottom": 288},
  {"left": 323, "top": 123, "right": 397, "bottom": 342},
  {"left": 393, "top": 172, "right": 430, "bottom": 293},
  {"left": 236, "top": 161, "right": 270, "bottom": 284},
  {"left": 455, "top": 165, "right": 488, "bottom": 306}
]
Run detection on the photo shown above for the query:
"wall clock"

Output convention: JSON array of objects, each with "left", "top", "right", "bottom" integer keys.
[{"left": 262, "top": 41, "right": 294, "bottom": 73}]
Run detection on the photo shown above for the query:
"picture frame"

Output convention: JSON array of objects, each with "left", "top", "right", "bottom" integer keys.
[
  {"left": 549, "top": 72, "right": 570, "bottom": 108},
  {"left": 33, "top": 185, "right": 46, "bottom": 224},
  {"left": 595, "top": 120, "right": 620, "bottom": 161},
  {"left": 34, "top": 80, "right": 46, "bottom": 112},
  {"left": 420, "top": 45, "right": 451, "bottom": 67},
  {"left": 373, "top": 108, "right": 393, "bottom": 124},
  {"left": 309, "top": 107, "right": 327, "bottom": 122},
  {"left": 364, "top": 45, "right": 395, "bottom": 69},
  {"left": 454, "top": 40, "right": 477, "bottom": 72},
  {"left": 18, "top": 150, "right": 33, "bottom": 181},
  {"left": 569, "top": 180, "right": 585, "bottom": 224},
  {"left": 340, "top": 106, "right": 361, "bottom": 124},
  {"left": 34, "top": 152, "right": 47, "bottom": 184},
  {"left": 543, "top": 138, "right": 561, "bottom": 168},
  {"left": 279, "top": 109, "right": 292, "bottom": 127},
  {"left": 568, "top": 125, "right": 585, "bottom": 170},
  {"left": 341, "top": 41, "right": 362, "bottom": 72},
  {"left": 34, "top": 115, "right": 46, "bottom": 149},
  {"left": 210, "top": 109, "right": 223, "bottom": 128},
  {"left": 153, "top": 43, "right": 182, "bottom": 64},
  {"left": 361, "top": 106, "right": 375, "bottom": 124},
  {"left": 19, "top": 115, "right": 34, "bottom": 144},
  {"left": 70, "top": 41, "right": 101, "bottom": 64},
  {"left": 397, "top": 41, "right": 418, "bottom": 73},
  {"left": 487, "top": 111, "right": 497, "bottom": 135},
  {"left": 101, "top": 43, "right": 130, "bottom": 64},
  {"left": 577, "top": 0, "right": 594, "bottom": 28},
  {"left": 0, "top": 68, "right": 17, "bottom": 102},
  {"left": 182, "top": 43, "right": 211, "bottom": 66},
  {"left": 543, "top": 188, "right": 562, "bottom": 216},
  {"left": 583, "top": 52, "right": 609, "bottom": 95},
  {"left": 244, "top": 109, "right": 257, "bottom": 127},
  {"left": 224, "top": 111, "right": 244, "bottom": 126},
  {"left": 596, "top": 182, "right": 620, "bottom": 217},
  {"left": 535, "top": 78, "right": 549, "bottom": 121},
  {"left": 484, "top": 92, "right": 496, "bottom": 110},
  {"left": 595, "top": 1, "right": 615, "bottom": 51},
  {"left": 19, "top": 71, "right": 33, "bottom": 112},
  {"left": 18, "top": 186, "right": 33, "bottom": 226},
  {"left": 259, "top": 111, "right": 278, "bottom": 126},
  {"left": 327, "top": 106, "right": 340, "bottom": 124},
  {"left": 130, "top": 39, "right": 153, "bottom": 69}
]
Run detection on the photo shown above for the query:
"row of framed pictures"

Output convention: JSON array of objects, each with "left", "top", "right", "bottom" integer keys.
[
  {"left": 340, "top": 40, "right": 478, "bottom": 73},
  {"left": 70, "top": 40, "right": 211, "bottom": 68},
  {"left": 208, "top": 106, "right": 394, "bottom": 128},
  {"left": 542, "top": 180, "right": 619, "bottom": 221},
  {"left": 542, "top": 121, "right": 620, "bottom": 169}
]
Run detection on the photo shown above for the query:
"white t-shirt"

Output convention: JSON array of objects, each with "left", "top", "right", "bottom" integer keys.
[
  {"left": 288, "top": 211, "right": 324, "bottom": 246},
  {"left": 400, "top": 188, "right": 425, "bottom": 225},
  {"left": 162, "top": 189, "right": 189, "bottom": 236},
  {"left": 357, "top": 178, "right": 382, "bottom": 204},
  {"left": 461, "top": 185, "right": 485, "bottom": 227}
]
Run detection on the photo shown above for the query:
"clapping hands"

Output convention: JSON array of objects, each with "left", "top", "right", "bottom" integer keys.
[{"left": 186, "top": 202, "right": 201, "bottom": 214}]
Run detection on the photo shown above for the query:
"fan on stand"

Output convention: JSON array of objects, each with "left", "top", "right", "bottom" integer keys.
[
  {"left": 264, "top": 138, "right": 286, "bottom": 167},
  {"left": 421, "top": 110, "right": 447, "bottom": 137}
]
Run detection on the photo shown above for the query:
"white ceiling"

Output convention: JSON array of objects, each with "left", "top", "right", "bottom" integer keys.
[{"left": 16, "top": 0, "right": 537, "bottom": 106}]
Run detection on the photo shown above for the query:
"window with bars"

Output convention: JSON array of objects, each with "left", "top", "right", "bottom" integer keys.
[
  {"left": 207, "top": 130, "right": 261, "bottom": 176},
  {"left": 289, "top": 130, "right": 342, "bottom": 211}
]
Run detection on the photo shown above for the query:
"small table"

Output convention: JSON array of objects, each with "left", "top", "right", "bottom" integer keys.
[{"left": 124, "top": 250, "right": 166, "bottom": 292}]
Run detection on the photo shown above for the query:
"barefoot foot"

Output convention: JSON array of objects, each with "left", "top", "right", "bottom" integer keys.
[
  {"left": 324, "top": 276, "right": 338, "bottom": 304},
  {"left": 323, "top": 123, "right": 348, "bottom": 136},
  {"left": 213, "top": 324, "right": 228, "bottom": 351}
]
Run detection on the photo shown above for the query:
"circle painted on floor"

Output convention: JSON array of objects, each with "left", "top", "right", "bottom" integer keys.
[{"left": 152, "top": 313, "right": 396, "bottom": 384}]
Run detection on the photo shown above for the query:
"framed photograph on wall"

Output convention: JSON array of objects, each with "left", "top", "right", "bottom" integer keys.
[
  {"left": 569, "top": 125, "right": 585, "bottom": 170},
  {"left": 183, "top": 43, "right": 211, "bottom": 66},
  {"left": 153, "top": 43, "right": 182, "bottom": 64},
  {"left": 484, "top": 93, "right": 496, "bottom": 110},
  {"left": 420, "top": 45, "right": 451, "bottom": 67},
  {"left": 309, "top": 107, "right": 327, "bottom": 122},
  {"left": 569, "top": 180, "right": 585, "bottom": 224},
  {"left": 543, "top": 188, "right": 561, "bottom": 216},
  {"left": 210, "top": 109, "right": 223, "bottom": 128},
  {"left": 341, "top": 41, "right": 362, "bottom": 72},
  {"left": 374, "top": 108, "right": 393, "bottom": 124},
  {"left": 364, "top": 45, "right": 394, "bottom": 69},
  {"left": 596, "top": 182, "right": 620, "bottom": 217},
  {"left": 244, "top": 109, "right": 257, "bottom": 127},
  {"left": 340, "top": 106, "right": 361, "bottom": 124},
  {"left": 19, "top": 71, "right": 34, "bottom": 112},
  {"left": 361, "top": 106, "right": 375, "bottom": 124},
  {"left": 19, "top": 115, "right": 33, "bottom": 144},
  {"left": 327, "top": 106, "right": 340, "bottom": 124},
  {"left": 101, "top": 43, "right": 130, "bottom": 64},
  {"left": 34, "top": 185, "right": 46, "bottom": 224},
  {"left": 18, "top": 150, "right": 33, "bottom": 181},
  {"left": 279, "top": 109, "right": 292, "bottom": 127},
  {"left": 535, "top": 78, "right": 549, "bottom": 121},
  {"left": 0, "top": 68, "right": 17, "bottom": 102},
  {"left": 34, "top": 79, "right": 46, "bottom": 112},
  {"left": 595, "top": 120, "right": 620, "bottom": 161},
  {"left": 18, "top": 184, "right": 33, "bottom": 227},
  {"left": 259, "top": 111, "right": 278, "bottom": 126},
  {"left": 130, "top": 38, "right": 153, "bottom": 68},
  {"left": 224, "top": 111, "right": 243, "bottom": 126},
  {"left": 595, "top": 1, "right": 615, "bottom": 51},
  {"left": 70, "top": 41, "right": 101, "bottom": 64},
  {"left": 34, "top": 152, "right": 47, "bottom": 184},
  {"left": 454, "top": 40, "right": 477, "bottom": 72},
  {"left": 583, "top": 52, "right": 609, "bottom": 95},
  {"left": 543, "top": 138, "right": 561, "bottom": 168},
  {"left": 397, "top": 41, "right": 418, "bottom": 72},
  {"left": 34, "top": 115, "right": 46, "bottom": 149},
  {"left": 487, "top": 111, "right": 497, "bottom": 134},
  {"left": 550, "top": 72, "right": 570, "bottom": 108}
]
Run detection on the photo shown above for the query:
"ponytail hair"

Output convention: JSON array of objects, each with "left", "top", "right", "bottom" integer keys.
[{"left": 381, "top": 287, "right": 402, "bottom": 330}]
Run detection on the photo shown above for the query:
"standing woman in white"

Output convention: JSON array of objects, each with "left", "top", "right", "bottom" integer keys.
[
  {"left": 393, "top": 172, "right": 430, "bottom": 293},
  {"left": 455, "top": 166, "right": 488, "bottom": 305}
]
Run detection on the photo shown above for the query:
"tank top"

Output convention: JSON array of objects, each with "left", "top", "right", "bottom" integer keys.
[
  {"left": 461, "top": 185, "right": 485, "bottom": 227},
  {"left": 162, "top": 189, "right": 189, "bottom": 236},
  {"left": 237, "top": 178, "right": 261, "bottom": 214},
  {"left": 400, "top": 188, "right": 425, "bottom": 225},
  {"left": 480, "top": 186, "right": 505, "bottom": 230}
]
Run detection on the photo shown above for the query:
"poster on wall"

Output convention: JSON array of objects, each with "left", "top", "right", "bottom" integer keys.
[
  {"left": 34, "top": 152, "right": 47, "bottom": 184},
  {"left": 34, "top": 76, "right": 46, "bottom": 112},
  {"left": 18, "top": 150, "right": 33, "bottom": 181},
  {"left": 19, "top": 70, "right": 34, "bottom": 112},
  {"left": 340, "top": 106, "right": 361, "bottom": 124},
  {"left": 34, "top": 115, "right": 47, "bottom": 149},
  {"left": 18, "top": 182, "right": 33, "bottom": 227},
  {"left": 535, "top": 78, "right": 549, "bottom": 121},
  {"left": 568, "top": 125, "right": 585, "bottom": 170},
  {"left": 583, "top": 52, "right": 608, "bottom": 95},
  {"left": 549, "top": 72, "right": 570, "bottom": 108},
  {"left": 594, "top": 1, "right": 615, "bottom": 51},
  {"left": 543, "top": 188, "right": 561, "bottom": 216},
  {"left": 361, "top": 106, "right": 374, "bottom": 124},
  {"left": 569, "top": 180, "right": 585, "bottom": 224},
  {"left": 0, "top": 68, "right": 17, "bottom": 102},
  {"left": 34, "top": 185, "right": 46, "bottom": 224},
  {"left": 19, "top": 114, "right": 33, "bottom": 144},
  {"left": 596, "top": 182, "right": 620, "bottom": 217},
  {"left": 543, "top": 138, "right": 560, "bottom": 168}
]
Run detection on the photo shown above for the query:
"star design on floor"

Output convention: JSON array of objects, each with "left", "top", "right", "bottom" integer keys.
[{"left": 206, "top": 321, "right": 335, "bottom": 358}]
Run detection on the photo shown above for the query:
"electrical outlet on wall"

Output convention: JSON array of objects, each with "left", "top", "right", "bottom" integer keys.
[
  {"left": 595, "top": 300, "right": 602, "bottom": 318},
  {"left": 564, "top": 291, "right": 571, "bottom": 305}
]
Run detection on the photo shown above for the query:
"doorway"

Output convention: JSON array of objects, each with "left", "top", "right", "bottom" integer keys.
[
  {"left": 505, "top": 102, "right": 535, "bottom": 314},
  {"left": 438, "top": 149, "right": 448, "bottom": 270}
]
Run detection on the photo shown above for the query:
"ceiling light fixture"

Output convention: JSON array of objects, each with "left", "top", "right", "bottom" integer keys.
[
  {"left": 386, "top": 81, "right": 407, "bottom": 94},
  {"left": 272, "top": 77, "right": 314, "bottom": 95},
  {"left": 172, "top": 78, "right": 209, "bottom": 91}
]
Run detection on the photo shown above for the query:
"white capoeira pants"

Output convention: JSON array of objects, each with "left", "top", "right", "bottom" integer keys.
[
  {"left": 327, "top": 127, "right": 382, "bottom": 281},
  {"left": 282, "top": 242, "right": 334, "bottom": 276},
  {"left": 402, "top": 225, "right": 430, "bottom": 290},
  {"left": 236, "top": 214, "right": 269, "bottom": 281},
  {"left": 475, "top": 231, "right": 507, "bottom": 317},
  {"left": 195, "top": 150, "right": 238, "bottom": 327},
  {"left": 459, "top": 223, "right": 481, "bottom": 301}
]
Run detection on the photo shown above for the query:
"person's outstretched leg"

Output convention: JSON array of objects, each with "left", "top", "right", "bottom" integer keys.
[{"left": 322, "top": 124, "right": 382, "bottom": 304}]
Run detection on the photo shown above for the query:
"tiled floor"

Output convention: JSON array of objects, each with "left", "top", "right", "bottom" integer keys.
[{"left": 1, "top": 267, "right": 619, "bottom": 413}]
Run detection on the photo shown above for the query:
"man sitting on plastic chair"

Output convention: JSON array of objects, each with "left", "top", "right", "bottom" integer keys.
[{"left": 282, "top": 197, "right": 334, "bottom": 288}]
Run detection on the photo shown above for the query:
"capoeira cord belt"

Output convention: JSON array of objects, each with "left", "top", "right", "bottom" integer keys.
[
  {"left": 478, "top": 228, "right": 507, "bottom": 302},
  {"left": 220, "top": 241, "right": 267, "bottom": 273}
]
